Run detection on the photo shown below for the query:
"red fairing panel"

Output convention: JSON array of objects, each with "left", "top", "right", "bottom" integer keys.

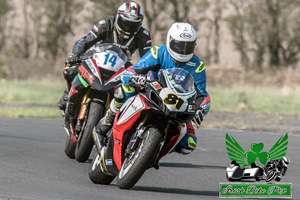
[{"left": 112, "top": 95, "right": 150, "bottom": 170}]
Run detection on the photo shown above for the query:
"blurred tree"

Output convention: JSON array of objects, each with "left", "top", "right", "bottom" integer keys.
[
  {"left": 227, "top": 0, "right": 300, "bottom": 68},
  {"left": 27, "top": 0, "right": 46, "bottom": 59},
  {"left": 207, "top": 0, "right": 225, "bottom": 64},
  {"left": 140, "top": 0, "right": 168, "bottom": 45},
  {"left": 22, "top": 0, "right": 30, "bottom": 58},
  {"left": 264, "top": 0, "right": 300, "bottom": 67},
  {"left": 0, "top": 0, "right": 12, "bottom": 53},
  {"left": 164, "top": 0, "right": 210, "bottom": 60},
  {"left": 89, "top": 0, "right": 124, "bottom": 23},
  {"left": 41, "top": 0, "right": 82, "bottom": 59},
  {"left": 226, "top": 0, "right": 250, "bottom": 68},
  {"left": 246, "top": 3, "right": 268, "bottom": 70}
]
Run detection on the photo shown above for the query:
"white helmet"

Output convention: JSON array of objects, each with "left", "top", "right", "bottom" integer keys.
[
  {"left": 166, "top": 22, "right": 197, "bottom": 63},
  {"left": 282, "top": 156, "right": 290, "bottom": 166}
]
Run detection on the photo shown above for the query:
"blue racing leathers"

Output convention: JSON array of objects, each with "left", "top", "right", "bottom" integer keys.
[
  {"left": 112, "top": 45, "right": 211, "bottom": 154},
  {"left": 121, "top": 45, "right": 211, "bottom": 114}
]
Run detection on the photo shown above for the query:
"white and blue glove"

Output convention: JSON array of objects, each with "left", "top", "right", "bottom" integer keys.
[{"left": 128, "top": 74, "right": 147, "bottom": 87}]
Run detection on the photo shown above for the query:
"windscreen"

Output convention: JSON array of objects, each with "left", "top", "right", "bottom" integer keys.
[{"left": 159, "top": 68, "right": 195, "bottom": 93}]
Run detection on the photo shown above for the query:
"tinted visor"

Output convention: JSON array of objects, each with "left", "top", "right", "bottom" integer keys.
[
  {"left": 117, "top": 17, "right": 141, "bottom": 33},
  {"left": 169, "top": 36, "right": 196, "bottom": 55}
]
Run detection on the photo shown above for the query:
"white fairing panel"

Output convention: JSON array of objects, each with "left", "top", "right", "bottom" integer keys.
[
  {"left": 117, "top": 96, "right": 145, "bottom": 125},
  {"left": 93, "top": 52, "right": 125, "bottom": 72},
  {"left": 159, "top": 88, "right": 190, "bottom": 112},
  {"left": 85, "top": 58, "right": 101, "bottom": 81}
]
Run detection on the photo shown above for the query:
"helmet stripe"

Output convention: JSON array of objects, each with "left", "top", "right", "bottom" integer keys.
[{"left": 136, "top": 2, "right": 139, "bottom": 14}]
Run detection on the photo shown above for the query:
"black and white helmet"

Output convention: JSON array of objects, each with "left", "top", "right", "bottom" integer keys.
[
  {"left": 166, "top": 22, "right": 197, "bottom": 63},
  {"left": 282, "top": 156, "right": 290, "bottom": 166},
  {"left": 115, "top": 1, "right": 144, "bottom": 39}
]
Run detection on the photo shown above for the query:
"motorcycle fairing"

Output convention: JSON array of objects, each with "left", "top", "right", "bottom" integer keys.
[
  {"left": 112, "top": 95, "right": 150, "bottom": 170},
  {"left": 78, "top": 59, "right": 101, "bottom": 90},
  {"left": 159, "top": 88, "right": 195, "bottom": 113},
  {"left": 93, "top": 51, "right": 126, "bottom": 73},
  {"left": 157, "top": 123, "right": 187, "bottom": 160},
  {"left": 117, "top": 95, "right": 147, "bottom": 125},
  {"left": 79, "top": 57, "right": 126, "bottom": 92},
  {"left": 103, "top": 68, "right": 126, "bottom": 90}
]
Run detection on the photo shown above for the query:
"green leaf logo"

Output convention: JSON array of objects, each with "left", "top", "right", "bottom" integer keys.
[
  {"left": 225, "top": 133, "right": 288, "bottom": 167},
  {"left": 251, "top": 143, "right": 264, "bottom": 153}
]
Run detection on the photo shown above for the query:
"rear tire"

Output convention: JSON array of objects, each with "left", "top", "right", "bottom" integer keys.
[
  {"left": 75, "top": 102, "right": 104, "bottom": 162},
  {"left": 117, "top": 127, "right": 162, "bottom": 189},
  {"left": 64, "top": 136, "right": 76, "bottom": 159},
  {"left": 88, "top": 153, "right": 115, "bottom": 185}
]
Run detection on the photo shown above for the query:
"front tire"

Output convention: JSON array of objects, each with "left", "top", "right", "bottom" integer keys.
[
  {"left": 75, "top": 102, "right": 104, "bottom": 162},
  {"left": 117, "top": 127, "right": 162, "bottom": 189},
  {"left": 64, "top": 136, "right": 76, "bottom": 159},
  {"left": 88, "top": 153, "right": 115, "bottom": 184}
]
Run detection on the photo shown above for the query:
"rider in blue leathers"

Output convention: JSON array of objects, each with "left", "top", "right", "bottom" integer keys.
[{"left": 95, "top": 22, "right": 211, "bottom": 155}]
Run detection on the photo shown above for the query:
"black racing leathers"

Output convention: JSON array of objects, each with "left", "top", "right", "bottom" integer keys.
[
  {"left": 60, "top": 16, "right": 151, "bottom": 112},
  {"left": 71, "top": 16, "right": 152, "bottom": 61}
]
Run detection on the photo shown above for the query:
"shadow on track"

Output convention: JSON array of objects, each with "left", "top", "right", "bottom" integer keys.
[
  {"left": 132, "top": 186, "right": 219, "bottom": 197},
  {"left": 159, "top": 162, "right": 226, "bottom": 169}
]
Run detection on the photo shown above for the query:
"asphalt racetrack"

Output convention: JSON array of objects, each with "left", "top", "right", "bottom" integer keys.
[{"left": 0, "top": 118, "right": 299, "bottom": 200}]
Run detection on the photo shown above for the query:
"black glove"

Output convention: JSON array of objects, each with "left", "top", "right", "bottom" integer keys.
[
  {"left": 128, "top": 74, "right": 147, "bottom": 86},
  {"left": 193, "top": 108, "right": 204, "bottom": 125},
  {"left": 68, "top": 53, "right": 80, "bottom": 64},
  {"left": 125, "top": 61, "right": 133, "bottom": 68}
]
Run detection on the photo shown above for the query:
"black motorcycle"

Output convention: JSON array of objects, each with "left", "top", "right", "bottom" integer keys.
[{"left": 63, "top": 43, "right": 128, "bottom": 162}]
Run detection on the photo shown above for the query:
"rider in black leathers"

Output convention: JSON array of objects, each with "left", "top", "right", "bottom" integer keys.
[{"left": 57, "top": 1, "right": 152, "bottom": 112}]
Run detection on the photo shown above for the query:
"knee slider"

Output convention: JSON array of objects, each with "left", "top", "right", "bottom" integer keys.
[
  {"left": 114, "top": 86, "right": 126, "bottom": 103},
  {"left": 175, "top": 134, "right": 197, "bottom": 155}
]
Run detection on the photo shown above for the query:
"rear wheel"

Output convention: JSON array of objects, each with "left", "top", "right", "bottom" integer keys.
[
  {"left": 64, "top": 136, "right": 76, "bottom": 159},
  {"left": 75, "top": 102, "right": 104, "bottom": 162},
  {"left": 117, "top": 127, "right": 162, "bottom": 189},
  {"left": 88, "top": 153, "right": 115, "bottom": 184}
]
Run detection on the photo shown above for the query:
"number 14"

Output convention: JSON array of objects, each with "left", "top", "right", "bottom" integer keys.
[{"left": 104, "top": 53, "right": 117, "bottom": 67}]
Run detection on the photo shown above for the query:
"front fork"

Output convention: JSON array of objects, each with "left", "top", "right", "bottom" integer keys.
[{"left": 75, "top": 88, "right": 91, "bottom": 134}]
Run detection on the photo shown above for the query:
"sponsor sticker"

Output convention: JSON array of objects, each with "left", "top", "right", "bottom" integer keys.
[{"left": 105, "top": 159, "right": 113, "bottom": 165}]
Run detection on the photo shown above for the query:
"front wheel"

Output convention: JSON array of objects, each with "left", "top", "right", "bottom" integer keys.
[
  {"left": 266, "top": 171, "right": 276, "bottom": 182},
  {"left": 75, "top": 102, "right": 104, "bottom": 162},
  {"left": 117, "top": 127, "right": 162, "bottom": 189},
  {"left": 64, "top": 136, "right": 76, "bottom": 159},
  {"left": 88, "top": 153, "right": 115, "bottom": 185}
]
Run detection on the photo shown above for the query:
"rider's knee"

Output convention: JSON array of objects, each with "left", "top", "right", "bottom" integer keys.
[
  {"left": 113, "top": 85, "right": 138, "bottom": 107},
  {"left": 175, "top": 134, "right": 197, "bottom": 155}
]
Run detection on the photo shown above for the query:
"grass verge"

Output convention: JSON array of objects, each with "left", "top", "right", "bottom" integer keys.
[
  {"left": 0, "top": 79, "right": 299, "bottom": 118},
  {"left": 208, "top": 86, "right": 300, "bottom": 114},
  {"left": 0, "top": 107, "right": 61, "bottom": 118}
]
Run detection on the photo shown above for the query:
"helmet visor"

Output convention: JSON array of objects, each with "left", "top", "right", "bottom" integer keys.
[
  {"left": 169, "top": 36, "right": 196, "bottom": 55},
  {"left": 117, "top": 17, "right": 141, "bottom": 33}
]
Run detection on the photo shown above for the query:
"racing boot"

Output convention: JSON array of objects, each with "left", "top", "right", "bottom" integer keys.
[
  {"left": 57, "top": 88, "right": 69, "bottom": 111},
  {"left": 64, "top": 102, "right": 76, "bottom": 134},
  {"left": 94, "top": 108, "right": 116, "bottom": 144}
]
